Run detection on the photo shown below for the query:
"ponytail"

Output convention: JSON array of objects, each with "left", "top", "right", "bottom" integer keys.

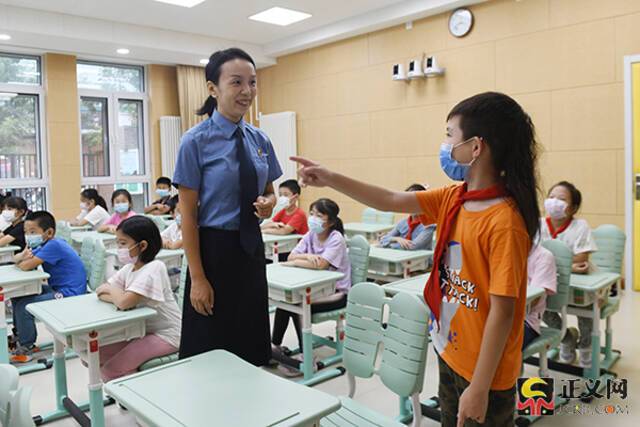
[
  {"left": 333, "top": 217, "right": 345, "bottom": 235},
  {"left": 197, "top": 48, "right": 256, "bottom": 118}
]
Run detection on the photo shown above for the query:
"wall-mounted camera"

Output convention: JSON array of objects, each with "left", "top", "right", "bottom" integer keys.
[
  {"left": 392, "top": 63, "right": 407, "bottom": 81},
  {"left": 424, "top": 56, "right": 445, "bottom": 77},
  {"left": 407, "top": 58, "right": 424, "bottom": 79}
]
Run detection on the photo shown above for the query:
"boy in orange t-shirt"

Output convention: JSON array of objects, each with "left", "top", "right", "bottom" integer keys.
[{"left": 293, "top": 92, "right": 539, "bottom": 426}]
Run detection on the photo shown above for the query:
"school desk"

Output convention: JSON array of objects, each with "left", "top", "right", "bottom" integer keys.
[
  {"left": 67, "top": 224, "right": 92, "bottom": 232},
  {"left": 70, "top": 231, "right": 117, "bottom": 252},
  {"left": 0, "top": 245, "right": 20, "bottom": 263},
  {"left": 343, "top": 222, "right": 394, "bottom": 243},
  {"left": 367, "top": 247, "right": 433, "bottom": 281},
  {"left": 267, "top": 263, "right": 344, "bottom": 386},
  {"left": 262, "top": 233, "right": 303, "bottom": 263},
  {"left": 27, "top": 293, "right": 156, "bottom": 426},
  {"left": 104, "top": 349, "right": 341, "bottom": 427}
]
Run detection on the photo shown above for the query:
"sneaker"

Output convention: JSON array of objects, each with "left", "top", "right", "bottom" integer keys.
[
  {"left": 277, "top": 354, "right": 317, "bottom": 378},
  {"left": 10, "top": 344, "right": 39, "bottom": 363},
  {"left": 559, "top": 327, "right": 578, "bottom": 364},
  {"left": 578, "top": 348, "right": 592, "bottom": 369}
]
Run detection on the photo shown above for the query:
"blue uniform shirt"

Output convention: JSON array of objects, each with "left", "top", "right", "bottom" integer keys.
[
  {"left": 173, "top": 110, "right": 283, "bottom": 229},
  {"left": 33, "top": 238, "right": 87, "bottom": 297}
]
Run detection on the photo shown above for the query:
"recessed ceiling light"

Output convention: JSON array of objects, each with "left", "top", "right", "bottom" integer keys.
[
  {"left": 153, "top": 0, "right": 205, "bottom": 7},
  {"left": 249, "top": 7, "right": 311, "bottom": 26},
  {"left": 199, "top": 58, "right": 209, "bottom": 65},
  {"left": 116, "top": 48, "right": 130, "bottom": 55},
  {"left": 0, "top": 34, "right": 11, "bottom": 41}
]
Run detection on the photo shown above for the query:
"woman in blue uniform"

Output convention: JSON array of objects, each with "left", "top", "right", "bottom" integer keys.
[{"left": 173, "top": 48, "right": 282, "bottom": 365}]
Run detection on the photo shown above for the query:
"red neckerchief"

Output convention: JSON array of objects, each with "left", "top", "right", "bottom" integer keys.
[
  {"left": 423, "top": 183, "right": 508, "bottom": 324},
  {"left": 545, "top": 216, "right": 572, "bottom": 239},
  {"left": 405, "top": 215, "right": 422, "bottom": 240}
]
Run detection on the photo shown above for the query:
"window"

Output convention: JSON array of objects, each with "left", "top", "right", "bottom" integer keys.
[
  {"left": 0, "top": 53, "right": 47, "bottom": 210},
  {"left": 77, "top": 61, "right": 149, "bottom": 207}
]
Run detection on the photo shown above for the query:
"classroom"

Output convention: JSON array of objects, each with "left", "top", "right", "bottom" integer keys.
[{"left": 0, "top": 0, "right": 638, "bottom": 426}]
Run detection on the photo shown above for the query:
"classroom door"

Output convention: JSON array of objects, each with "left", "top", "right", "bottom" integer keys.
[{"left": 628, "top": 59, "right": 640, "bottom": 290}]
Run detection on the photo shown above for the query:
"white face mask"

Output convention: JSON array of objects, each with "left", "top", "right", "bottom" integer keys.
[
  {"left": 276, "top": 196, "right": 290, "bottom": 210},
  {"left": 544, "top": 198, "right": 568, "bottom": 220},
  {"left": 307, "top": 216, "right": 325, "bottom": 234},
  {"left": 80, "top": 202, "right": 89, "bottom": 211},
  {"left": 1, "top": 210, "right": 16, "bottom": 222}
]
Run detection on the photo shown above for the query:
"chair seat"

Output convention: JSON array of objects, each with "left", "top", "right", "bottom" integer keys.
[
  {"left": 138, "top": 353, "right": 179, "bottom": 371},
  {"left": 321, "top": 396, "right": 405, "bottom": 427},
  {"left": 600, "top": 296, "right": 620, "bottom": 319},
  {"left": 312, "top": 308, "right": 345, "bottom": 324},
  {"left": 522, "top": 327, "right": 563, "bottom": 359}
]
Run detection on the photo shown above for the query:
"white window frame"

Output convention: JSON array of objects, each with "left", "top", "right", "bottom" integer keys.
[
  {"left": 0, "top": 52, "right": 49, "bottom": 208},
  {"left": 77, "top": 62, "right": 151, "bottom": 203}
]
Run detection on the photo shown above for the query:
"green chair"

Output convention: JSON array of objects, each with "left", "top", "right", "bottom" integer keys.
[
  {"left": 305, "top": 235, "right": 370, "bottom": 368},
  {"left": 592, "top": 224, "right": 625, "bottom": 370},
  {"left": 377, "top": 211, "right": 395, "bottom": 226},
  {"left": 79, "top": 237, "right": 95, "bottom": 280},
  {"left": 361, "top": 207, "right": 378, "bottom": 224},
  {"left": 147, "top": 214, "right": 168, "bottom": 232},
  {"left": 0, "top": 364, "right": 34, "bottom": 427},
  {"left": 56, "top": 222, "right": 72, "bottom": 245},
  {"left": 138, "top": 256, "right": 188, "bottom": 371},
  {"left": 519, "top": 240, "right": 572, "bottom": 425},
  {"left": 87, "top": 239, "right": 107, "bottom": 292},
  {"left": 320, "top": 282, "right": 429, "bottom": 427}
]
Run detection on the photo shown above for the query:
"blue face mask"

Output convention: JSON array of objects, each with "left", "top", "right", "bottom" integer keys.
[
  {"left": 175, "top": 214, "right": 182, "bottom": 226},
  {"left": 26, "top": 233, "right": 44, "bottom": 249},
  {"left": 308, "top": 216, "right": 325, "bottom": 234},
  {"left": 114, "top": 203, "right": 130, "bottom": 214},
  {"left": 156, "top": 189, "right": 170, "bottom": 198},
  {"left": 439, "top": 138, "right": 476, "bottom": 181}
]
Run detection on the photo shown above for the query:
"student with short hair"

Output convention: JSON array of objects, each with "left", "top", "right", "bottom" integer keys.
[
  {"left": 261, "top": 179, "right": 308, "bottom": 236},
  {"left": 11, "top": 211, "right": 87, "bottom": 361},
  {"left": 0, "top": 197, "right": 29, "bottom": 250},
  {"left": 144, "top": 176, "right": 173, "bottom": 215},
  {"left": 98, "top": 189, "right": 137, "bottom": 234}
]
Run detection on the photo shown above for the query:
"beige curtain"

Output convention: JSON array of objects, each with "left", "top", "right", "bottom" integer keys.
[{"left": 176, "top": 65, "right": 208, "bottom": 133}]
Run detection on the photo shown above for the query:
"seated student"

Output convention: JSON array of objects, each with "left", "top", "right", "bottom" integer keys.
[
  {"left": 261, "top": 179, "right": 309, "bottom": 236},
  {"left": 271, "top": 198, "right": 351, "bottom": 376},
  {"left": 161, "top": 195, "right": 182, "bottom": 250},
  {"left": 11, "top": 211, "right": 87, "bottom": 361},
  {"left": 0, "top": 197, "right": 28, "bottom": 250},
  {"left": 144, "top": 176, "right": 173, "bottom": 215},
  {"left": 379, "top": 183, "right": 436, "bottom": 251},
  {"left": 540, "top": 181, "right": 597, "bottom": 367},
  {"left": 98, "top": 189, "right": 137, "bottom": 234},
  {"left": 95, "top": 216, "right": 181, "bottom": 381},
  {"left": 70, "top": 189, "right": 111, "bottom": 229},
  {"left": 522, "top": 244, "right": 557, "bottom": 349}
]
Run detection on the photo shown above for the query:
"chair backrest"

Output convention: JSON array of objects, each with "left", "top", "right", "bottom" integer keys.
[
  {"left": 0, "top": 364, "right": 19, "bottom": 424},
  {"left": 80, "top": 237, "right": 95, "bottom": 278},
  {"left": 343, "top": 282, "right": 429, "bottom": 397},
  {"left": 0, "top": 364, "right": 33, "bottom": 427},
  {"left": 361, "top": 207, "right": 378, "bottom": 224},
  {"left": 176, "top": 255, "right": 188, "bottom": 308},
  {"left": 348, "top": 235, "right": 370, "bottom": 284},
  {"left": 591, "top": 224, "right": 626, "bottom": 274},
  {"left": 149, "top": 215, "right": 167, "bottom": 232},
  {"left": 376, "top": 211, "right": 395, "bottom": 226},
  {"left": 541, "top": 240, "right": 572, "bottom": 312},
  {"left": 88, "top": 239, "right": 107, "bottom": 292},
  {"left": 7, "top": 386, "right": 34, "bottom": 427},
  {"left": 56, "top": 222, "right": 72, "bottom": 244}
]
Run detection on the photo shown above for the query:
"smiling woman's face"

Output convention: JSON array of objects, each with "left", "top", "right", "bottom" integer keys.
[{"left": 208, "top": 59, "right": 257, "bottom": 122}]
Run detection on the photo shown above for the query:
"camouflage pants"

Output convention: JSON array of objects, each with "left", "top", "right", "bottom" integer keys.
[{"left": 438, "top": 355, "right": 516, "bottom": 426}]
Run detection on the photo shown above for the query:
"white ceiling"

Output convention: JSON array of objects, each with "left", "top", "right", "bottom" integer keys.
[{"left": 0, "top": 0, "right": 485, "bottom": 67}]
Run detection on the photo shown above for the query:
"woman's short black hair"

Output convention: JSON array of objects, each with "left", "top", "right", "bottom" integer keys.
[
  {"left": 117, "top": 216, "right": 162, "bottom": 264},
  {"left": 111, "top": 189, "right": 133, "bottom": 205}
]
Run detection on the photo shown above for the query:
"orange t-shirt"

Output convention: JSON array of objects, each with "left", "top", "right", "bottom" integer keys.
[{"left": 416, "top": 185, "right": 530, "bottom": 390}]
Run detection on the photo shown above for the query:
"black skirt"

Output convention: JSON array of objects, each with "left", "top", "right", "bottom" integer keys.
[{"left": 179, "top": 228, "right": 271, "bottom": 366}]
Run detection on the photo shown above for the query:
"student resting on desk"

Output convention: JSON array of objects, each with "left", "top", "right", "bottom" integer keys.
[
  {"left": 0, "top": 197, "right": 28, "bottom": 250},
  {"left": 161, "top": 195, "right": 182, "bottom": 250},
  {"left": 70, "top": 189, "right": 111, "bottom": 229},
  {"left": 540, "top": 181, "right": 597, "bottom": 368},
  {"left": 379, "top": 183, "right": 436, "bottom": 251},
  {"left": 98, "top": 189, "right": 137, "bottom": 234},
  {"left": 11, "top": 211, "right": 87, "bottom": 362},
  {"left": 95, "top": 216, "right": 181, "bottom": 381},
  {"left": 271, "top": 198, "right": 351, "bottom": 376},
  {"left": 522, "top": 244, "right": 557, "bottom": 349},
  {"left": 144, "top": 176, "right": 173, "bottom": 215}
]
